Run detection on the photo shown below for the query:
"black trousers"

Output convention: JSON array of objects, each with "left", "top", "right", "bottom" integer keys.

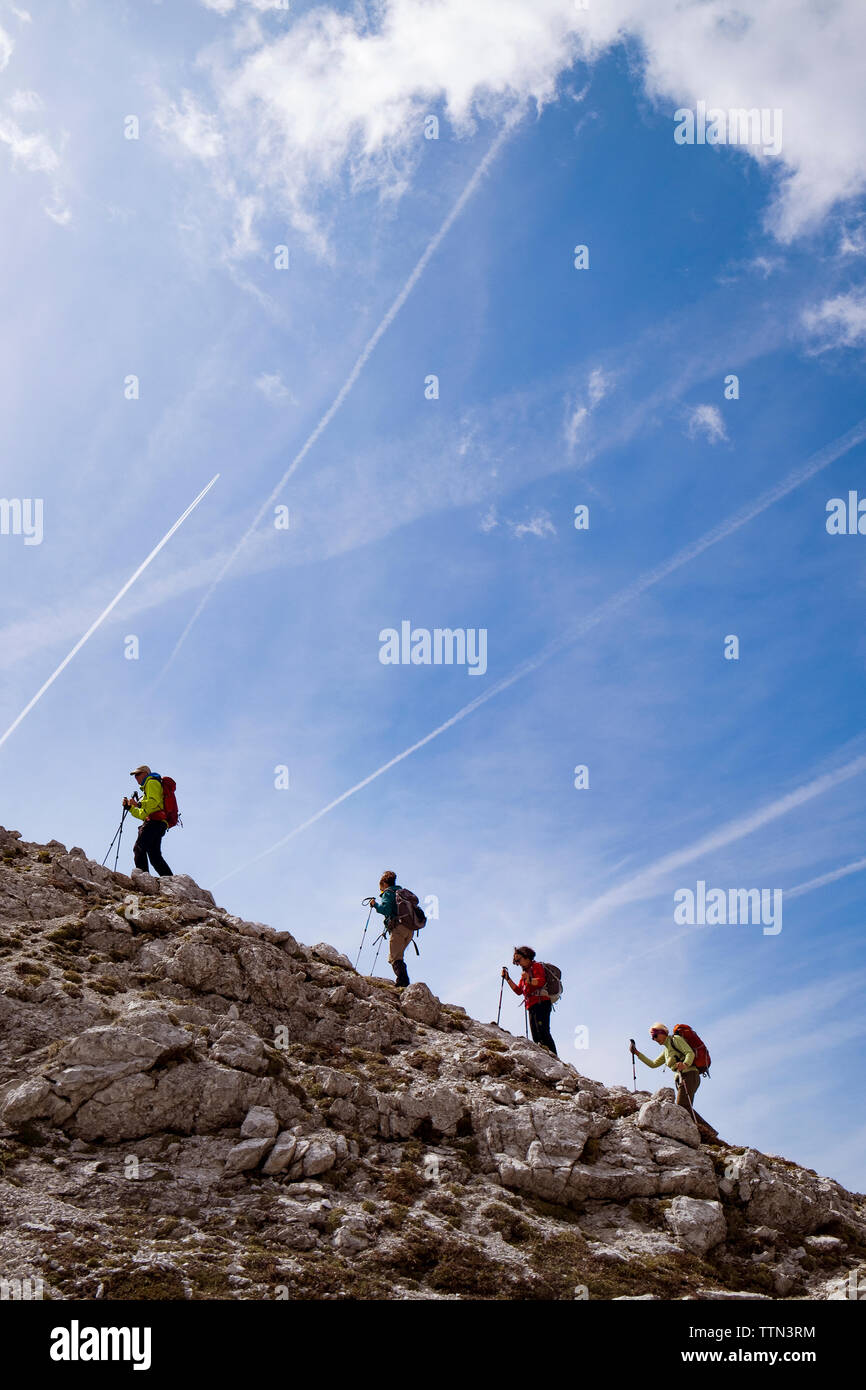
[
  {"left": 134, "top": 821, "right": 173, "bottom": 877},
  {"left": 528, "top": 1000, "right": 557, "bottom": 1055}
]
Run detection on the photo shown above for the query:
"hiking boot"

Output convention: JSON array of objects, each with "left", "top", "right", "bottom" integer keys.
[{"left": 392, "top": 960, "right": 410, "bottom": 988}]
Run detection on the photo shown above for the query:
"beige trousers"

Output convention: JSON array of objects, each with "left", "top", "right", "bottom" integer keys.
[{"left": 388, "top": 922, "right": 413, "bottom": 965}]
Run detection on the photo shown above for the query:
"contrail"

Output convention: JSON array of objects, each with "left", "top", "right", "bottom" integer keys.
[
  {"left": 787, "top": 856, "right": 866, "bottom": 898},
  {"left": 160, "top": 123, "right": 515, "bottom": 680},
  {"left": 0, "top": 475, "right": 219, "bottom": 752},
  {"left": 544, "top": 845, "right": 866, "bottom": 982},
  {"left": 541, "top": 750, "right": 866, "bottom": 947},
  {"left": 212, "top": 415, "right": 866, "bottom": 887}
]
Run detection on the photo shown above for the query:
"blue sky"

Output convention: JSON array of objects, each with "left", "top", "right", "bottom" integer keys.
[{"left": 1, "top": 0, "right": 866, "bottom": 1189}]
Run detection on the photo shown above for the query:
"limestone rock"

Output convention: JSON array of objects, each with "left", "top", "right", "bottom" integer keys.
[
  {"left": 0, "top": 825, "right": 862, "bottom": 1303},
  {"left": 261, "top": 1131, "right": 299, "bottom": 1175},
  {"left": 311, "top": 943, "right": 354, "bottom": 971},
  {"left": 158, "top": 874, "right": 216, "bottom": 907},
  {"left": 287, "top": 1131, "right": 347, "bottom": 1180},
  {"left": 224, "top": 1136, "right": 275, "bottom": 1174},
  {"left": 241, "top": 1106, "right": 279, "bottom": 1140},
  {"left": 805, "top": 1234, "right": 845, "bottom": 1255},
  {"left": 210, "top": 1020, "right": 268, "bottom": 1075},
  {"left": 400, "top": 982, "right": 442, "bottom": 1027},
  {"left": 665, "top": 1196, "right": 727, "bottom": 1254},
  {"left": 636, "top": 1098, "right": 700, "bottom": 1149}
]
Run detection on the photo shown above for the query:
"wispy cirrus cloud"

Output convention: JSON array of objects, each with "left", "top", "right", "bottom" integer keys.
[
  {"left": 212, "top": 415, "right": 866, "bottom": 887},
  {"left": 7, "top": 89, "right": 41, "bottom": 112},
  {"left": 550, "top": 752, "right": 866, "bottom": 947},
  {"left": 564, "top": 365, "right": 613, "bottom": 449}
]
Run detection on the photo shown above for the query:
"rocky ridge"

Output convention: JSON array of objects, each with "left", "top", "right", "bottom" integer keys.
[{"left": 0, "top": 826, "right": 863, "bottom": 1301}]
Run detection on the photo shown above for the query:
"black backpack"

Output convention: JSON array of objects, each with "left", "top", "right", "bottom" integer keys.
[{"left": 395, "top": 887, "right": 427, "bottom": 932}]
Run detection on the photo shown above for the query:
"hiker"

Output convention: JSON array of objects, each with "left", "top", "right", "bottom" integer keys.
[
  {"left": 630, "top": 1024, "right": 712, "bottom": 1133},
  {"left": 370, "top": 870, "right": 414, "bottom": 987},
  {"left": 502, "top": 946, "right": 557, "bottom": 1055},
  {"left": 123, "top": 765, "right": 173, "bottom": 878}
]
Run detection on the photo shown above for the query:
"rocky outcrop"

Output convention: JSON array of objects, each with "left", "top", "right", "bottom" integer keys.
[{"left": 0, "top": 827, "right": 864, "bottom": 1301}]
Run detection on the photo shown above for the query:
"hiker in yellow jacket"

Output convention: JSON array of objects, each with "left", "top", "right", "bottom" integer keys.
[
  {"left": 123, "top": 764, "right": 173, "bottom": 877},
  {"left": 630, "top": 1023, "right": 709, "bottom": 1127}
]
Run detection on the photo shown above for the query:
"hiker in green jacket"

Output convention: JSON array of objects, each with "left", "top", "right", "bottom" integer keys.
[
  {"left": 123, "top": 764, "right": 172, "bottom": 877},
  {"left": 371, "top": 870, "right": 411, "bottom": 988},
  {"left": 631, "top": 1023, "right": 706, "bottom": 1123}
]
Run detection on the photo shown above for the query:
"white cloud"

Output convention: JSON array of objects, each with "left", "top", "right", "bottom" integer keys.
[
  {"left": 228, "top": 191, "right": 262, "bottom": 258},
  {"left": 839, "top": 223, "right": 866, "bottom": 257},
  {"left": 0, "top": 24, "right": 13, "bottom": 70},
  {"left": 750, "top": 255, "right": 782, "bottom": 278},
  {"left": 564, "top": 404, "right": 588, "bottom": 447},
  {"left": 587, "top": 366, "right": 610, "bottom": 407},
  {"left": 156, "top": 91, "right": 224, "bottom": 160},
  {"left": 802, "top": 290, "right": 866, "bottom": 351},
  {"left": 509, "top": 512, "right": 556, "bottom": 539},
  {"left": 166, "top": 1, "right": 866, "bottom": 251},
  {"left": 686, "top": 403, "right": 727, "bottom": 444},
  {"left": 201, "top": 0, "right": 288, "bottom": 11},
  {"left": 255, "top": 371, "right": 295, "bottom": 404},
  {"left": 7, "top": 89, "right": 41, "bottom": 113},
  {"left": 479, "top": 505, "right": 555, "bottom": 539},
  {"left": 11, "top": 6, "right": 31, "bottom": 23},
  {"left": 0, "top": 116, "right": 59, "bottom": 173},
  {"left": 43, "top": 196, "right": 72, "bottom": 227},
  {"left": 564, "top": 363, "right": 613, "bottom": 448}
]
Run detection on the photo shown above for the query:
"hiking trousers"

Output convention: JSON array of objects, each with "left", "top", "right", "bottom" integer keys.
[
  {"left": 387, "top": 921, "right": 413, "bottom": 965},
  {"left": 675, "top": 1071, "right": 714, "bottom": 1132},
  {"left": 134, "top": 820, "right": 173, "bottom": 877},
  {"left": 528, "top": 1000, "right": 557, "bottom": 1055},
  {"left": 675, "top": 1070, "right": 700, "bottom": 1111}
]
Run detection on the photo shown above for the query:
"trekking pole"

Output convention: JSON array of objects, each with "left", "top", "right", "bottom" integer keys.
[
  {"left": 102, "top": 807, "right": 129, "bottom": 869},
  {"left": 630, "top": 1038, "right": 637, "bottom": 1092},
  {"left": 355, "top": 902, "right": 374, "bottom": 970},
  {"left": 370, "top": 930, "right": 386, "bottom": 976},
  {"left": 496, "top": 976, "right": 504, "bottom": 1027}
]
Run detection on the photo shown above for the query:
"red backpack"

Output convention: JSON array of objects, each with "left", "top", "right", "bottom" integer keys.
[
  {"left": 672, "top": 1024, "right": 711, "bottom": 1076},
  {"left": 154, "top": 778, "right": 180, "bottom": 828}
]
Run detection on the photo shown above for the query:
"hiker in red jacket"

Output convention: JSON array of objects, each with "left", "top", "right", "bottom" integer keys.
[{"left": 502, "top": 946, "right": 557, "bottom": 1054}]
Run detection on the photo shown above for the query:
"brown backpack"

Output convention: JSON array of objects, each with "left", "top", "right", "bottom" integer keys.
[{"left": 395, "top": 887, "right": 427, "bottom": 932}]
